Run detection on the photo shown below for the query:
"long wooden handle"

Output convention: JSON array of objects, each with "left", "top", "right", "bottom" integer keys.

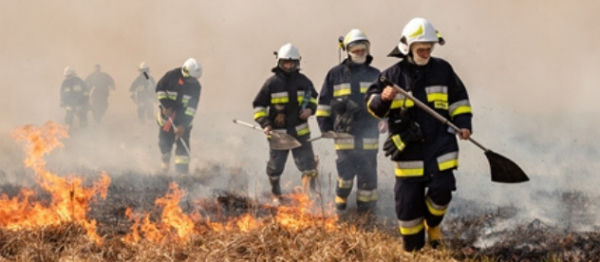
[{"left": 380, "top": 77, "right": 488, "bottom": 152}]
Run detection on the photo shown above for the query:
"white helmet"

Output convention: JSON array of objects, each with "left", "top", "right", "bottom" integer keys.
[
  {"left": 181, "top": 58, "right": 202, "bottom": 78},
  {"left": 389, "top": 17, "right": 445, "bottom": 57},
  {"left": 64, "top": 66, "right": 76, "bottom": 76},
  {"left": 138, "top": 62, "right": 150, "bottom": 72},
  {"left": 342, "top": 29, "right": 369, "bottom": 50},
  {"left": 275, "top": 43, "right": 301, "bottom": 62}
]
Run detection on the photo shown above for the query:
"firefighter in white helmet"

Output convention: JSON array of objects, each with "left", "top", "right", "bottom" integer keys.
[
  {"left": 316, "top": 29, "right": 384, "bottom": 213},
  {"left": 155, "top": 58, "right": 203, "bottom": 174},
  {"left": 366, "top": 17, "right": 473, "bottom": 251},
  {"left": 129, "top": 62, "right": 156, "bottom": 123},
  {"left": 60, "top": 66, "right": 91, "bottom": 129},
  {"left": 252, "top": 43, "right": 319, "bottom": 199}
]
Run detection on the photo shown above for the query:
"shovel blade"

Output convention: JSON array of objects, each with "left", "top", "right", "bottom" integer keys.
[
  {"left": 270, "top": 133, "right": 302, "bottom": 150},
  {"left": 485, "top": 150, "right": 529, "bottom": 183}
]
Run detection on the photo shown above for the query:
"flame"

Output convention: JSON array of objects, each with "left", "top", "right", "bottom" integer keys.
[{"left": 0, "top": 121, "right": 110, "bottom": 244}]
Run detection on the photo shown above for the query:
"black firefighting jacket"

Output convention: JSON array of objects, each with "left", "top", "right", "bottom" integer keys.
[
  {"left": 253, "top": 67, "right": 318, "bottom": 138},
  {"left": 366, "top": 57, "right": 472, "bottom": 180},
  {"left": 60, "top": 76, "right": 90, "bottom": 108},
  {"left": 317, "top": 56, "right": 381, "bottom": 150},
  {"left": 155, "top": 68, "right": 201, "bottom": 127}
]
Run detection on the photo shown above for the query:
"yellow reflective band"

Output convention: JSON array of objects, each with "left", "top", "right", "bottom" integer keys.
[
  {"left": 438, "top": 159, "right": 458, "bottom": 171},
  {"left": 395, "top": 168, "right": 424, "bottom": 177},
  {"left": 254, "top": 111, "right": 267, "bottom": 120},
  {"left": 451, "top": 106, "right": 472, "bottom": 117},
  {"left": 399, "top": 223, "right": 424, "bottom": 235},
  {"left": 427, "top": 93, "right": 448, "bottom": 102},
  {"left": 316, "top": 109, "right": 331, "bottom": 117},
  {"left": 271, "top": 97, "right": 289, "bottom": 104},
  {"left": 360, "top": 87, "right": 368, "bottom": 93},
  {"left": 296, "top": 123, "right": 310, "bottom": 136},
  {"left": 363, "top": 143, "right": 379, "bottom": 150},
  {"left": 426, "top": 198, "right": 448, "bottom": 216},
  {"left": 357, "top": 190, "right": 378, "bottom": 202},
  {"left": 310, "top": 98, "right": 317, "bottom": 104},
  {"left": 335, "top": 137, "right": 355, "bottom": 150},
  {"left": 335, "top": 143, "right": 355, "bottom": 150},
  {"left": 337, "top": 177, "right": 353, "bottom": 189},
  {"left": 391, "top": 99, "right": 415, "bottom": 109},
  {"left": 392, "top": 135, "right": 405, "bottom": 151},
  {"left": 333, "top": 88, "right": 351, "bottom": 97},
  {"left": 157, "top": 91, "right": 167, "bottom": 99},
  {"left": 366, "top": 94, "right": 387, "bottom": 118},
  {"left": 185, "top": 107, "right": 196, "bottom": 116},
  {"left": 335, "top": 196, "right": 347, "bottom": 204},
  {"left": 174, "top": 157, "right": 190, "bottom": 164},
  {"left": 156, "top": 112, "right": 165, "bottom": 126}
]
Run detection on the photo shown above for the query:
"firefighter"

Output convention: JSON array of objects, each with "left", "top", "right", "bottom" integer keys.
[
  {"left": 365, "top": 18, "right": 473, "bottom": 251},
  {"left": 85, "top": 64, "right": 116, "bottom": 123},
  {"left": 60, "top": 66, "right": 91, "bottom": 129},
  {"left": 252, "top": 43, "right": 319, "bottom": 199},
  {"left": 155, "top": 58, "right": 202, "bottom": 175},
  {"left": 316, "top": 29, "right": 383, "bottom": 213},
  {"left": 130, "top": 62, "right": 156, "bottom": 123}
]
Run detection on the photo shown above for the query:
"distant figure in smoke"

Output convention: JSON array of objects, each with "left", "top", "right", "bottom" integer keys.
[
  {"left": 85, "top": 64, "right": 116, "bottom": 123},
  {"left": 60, "top": 66, "right": 90, "bottom": 129},
  {"left": 366, "top": 18, "right": 473, "bottom": 252},
  {"left": 316, "top": 29, "right": 383, "bottom": 214},
  {"left": 129, "top": 62, "right": 156, "bottom": 123},
  {"left": 252, "top": 43, "right": 319, "bottom": 200},
  {"left": 156, "top": 58, "right": 202, "bottom": 175}
]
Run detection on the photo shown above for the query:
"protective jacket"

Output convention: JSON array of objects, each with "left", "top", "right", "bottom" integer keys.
[
  {"left": 60, "top": 76, "right": 90, "bottom": 108},
  {"left": 156, "top": 68, "right": 201, "bottom": 127},
  {"left": 130, "top": 74, "right": 156, "bottom": 104},
  {"left": 316, "top": 56, "right": 380, "bottom": 150},
  {"left": 253, "top": 68, "right": 318, "bottom": 137},
  {"left": 366, "top": 57, "right": 472, "bottom": 180}
]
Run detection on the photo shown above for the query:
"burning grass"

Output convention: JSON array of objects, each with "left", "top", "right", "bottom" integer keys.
[{"left": 2, "top": 121, "right": 600, "bottom": 261}]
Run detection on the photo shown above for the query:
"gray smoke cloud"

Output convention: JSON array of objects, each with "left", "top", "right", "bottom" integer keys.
[{"left": 1, "top": 0, "right": 599, "bottom": 230}]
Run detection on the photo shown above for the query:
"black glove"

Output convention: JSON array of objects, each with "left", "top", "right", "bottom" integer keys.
[
  {"left": 383, "top": 134, "right": 406, "bottom": 160},
  {"left": 332, "top": 99, "right": 360, "bottom": 133}
]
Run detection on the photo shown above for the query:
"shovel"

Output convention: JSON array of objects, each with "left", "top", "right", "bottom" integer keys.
[
  {"left": 233, "top": 119, "right": 302, "bottom": 150},
  {"left": 380, "top": 77, "right": 529, "bottom": 183},
  {"left": 308, "top": 131, "right": 354, "bottom": 142}
]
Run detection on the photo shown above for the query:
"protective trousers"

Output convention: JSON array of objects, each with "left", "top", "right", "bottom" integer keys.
[
  {"left": 335, "top": 149, "right": 378, "bottom": 212},
  {"left": 158, "top": 126, "right": 192, "bottom": 174},
  {"left": 137, "top": 102, "right": 154, "bottom": 123},
  {"left": 91, "top": 98, "right": 108, "bottom": 123},
  {"left": 395, "top": 170, "right": 455, "bottom": 251},
  {"left": 65, "top": 107, "right": 88, "bottom": 128},
  {"left": 266, "top": 136, "right": 316, "bottom": 194}
]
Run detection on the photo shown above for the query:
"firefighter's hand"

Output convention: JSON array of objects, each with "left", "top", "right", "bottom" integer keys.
[
  {"left": 162, "top": 107, "right": 173, "bottom": 116},
  {"left": 299, "top": 108, "right": 312, "bottom": 120},
  {"left": 379, "top": 121, "right": 388, "bottom": 134},
  {"left": 381, "top": 86, "right": 398, "bottom": 102},
  {"left": 457, "top": 129, "right": 471, "bottom": 140},
  {"left": 263, "top": 125, "right": 272, "bottom": 135},
  {"left": 383, "top": 134, "right": 406, "bottom": 159},
  {"left": 174, "top": 125, "right": 185, "bottom": 139}
]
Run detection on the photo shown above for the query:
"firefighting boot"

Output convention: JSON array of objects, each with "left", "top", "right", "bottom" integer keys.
[
  {"left": 160, "top": 162, "right": 170, "bottom": 173},
  {"left": 301, "top": 170, "right": 318, "bottom": 195},
  {"left": 426, "top": 223, "right": 443, "bottom": 249},
  {"left": 269, "top": 176, "right": 282, "bottom": 201},
  {"left": 160, "top": 153, "right": 171, "bottom": 173}
]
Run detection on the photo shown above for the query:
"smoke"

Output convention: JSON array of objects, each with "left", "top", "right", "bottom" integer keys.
[{"left": 1, "top": 0, "right": 599, "bottom": 229}]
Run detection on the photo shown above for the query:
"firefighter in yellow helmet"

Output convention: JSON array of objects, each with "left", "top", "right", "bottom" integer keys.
[
  {"left": 316, "top": 29, "right": 383, "bottom": 213},
  {"left": 366, "top": 18, "right": 473, "bottom": 251}
]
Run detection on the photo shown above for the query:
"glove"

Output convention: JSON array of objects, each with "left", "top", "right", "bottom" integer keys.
[
  {"left": 383, "top": 134, "right": 406, "bottom": 160},
  {"left": 174, "top": 125, "right": 185, "bottom": 139}
]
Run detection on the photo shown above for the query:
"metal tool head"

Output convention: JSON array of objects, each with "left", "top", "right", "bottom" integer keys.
[
  {"left": 269, "top": 132, "right": 302, "bottom": 150},
  {"left": 485, "top": 150, "right": 529, "bottom": 183}
]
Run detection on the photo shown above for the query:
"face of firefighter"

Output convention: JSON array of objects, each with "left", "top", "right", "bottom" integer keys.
[
  {"left": 348, "top": 43, "right": 368, "bottom": 64},
  {"left": 278, "top": 59, "right": 299, "bottom": 72},
  {"left": 410, "top": 42, "right": 435, "bottom": 66}
]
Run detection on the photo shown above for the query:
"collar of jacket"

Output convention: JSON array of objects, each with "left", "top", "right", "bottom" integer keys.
[
  {"left": 271, "top": 67, "right": 299, "bottom": 78},
  {"left": 342, "top": 55, "right": 373, "bottom": 68}
]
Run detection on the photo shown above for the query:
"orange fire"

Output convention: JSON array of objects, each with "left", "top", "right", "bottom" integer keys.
[
  {"left": 0, "top": 121, "right": 110, "bottom": 244},
  {"left": 125, "top": 186, "right": 338, "bottom": 243}
]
